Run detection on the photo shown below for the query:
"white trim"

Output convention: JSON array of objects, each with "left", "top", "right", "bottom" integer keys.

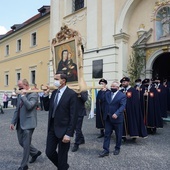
[
  {"left": 16, "top": 38, "right": 22, "bottom": 52},
  {"left": 15, "top": 69, "right": 21, "bottom": 85},
  {"left": 5, "top": 44, "right": 9, "bottom": 56},
  {"left": 146, "top": 49, "right": 164, "bottom": 71},
  {"left": 116, "top": 0, "right": 141, "bottom": 34},
  {"left": 29, "top": 66, "right": 37, "bottom": 85},
  {"left": 4, "top": 72, "right": 9, "bottom": 86},
  {"left": 30, "top": 31, "right": 37, "bottom": 47}
]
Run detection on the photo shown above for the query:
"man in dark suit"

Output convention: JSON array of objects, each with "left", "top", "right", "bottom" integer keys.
[
  {"left": 99, "top": 82, "right": 126, "bottom": 157},
  {"left": 10, "top": 79, "right": 41, "bottom": 170},
  {"left": 43, "top": 73, "right": 78, "bottom": 170},
  {"left": 72, "top": 91, "right": 88, "bottom": 152}
]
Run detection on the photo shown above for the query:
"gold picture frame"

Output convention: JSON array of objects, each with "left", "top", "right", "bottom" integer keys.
[
  {"left": 51, "top": 25, "right": 87, "bottom": 92},
  {"left": 53, "top": 38, "right": 79, "bottom": 83}
]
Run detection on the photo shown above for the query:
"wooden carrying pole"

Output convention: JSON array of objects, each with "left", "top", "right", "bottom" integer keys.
[{"left": 15, "top": 85, "right": 103, "bottom": 94}]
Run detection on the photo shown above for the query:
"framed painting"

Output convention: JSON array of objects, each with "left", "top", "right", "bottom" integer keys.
[
  {"left": 51, "top": 25, "right": 87, "bottom": 92},
  {"left": 53, "top": 38, "right": 78, "bottom": 83}
]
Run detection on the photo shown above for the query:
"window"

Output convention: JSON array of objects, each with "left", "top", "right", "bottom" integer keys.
[
  {"left": 5, "top": 74, "right": 9, "bottom": 86},
  {"left": 17, "top": 72, "right": 21, "bottom": 81},
  {"left": 17, "top": 39, "right": 22, "bottom": 52},
  {"left": 155, "top": 6, "right": 170, "bottom": 40},
  {"left": 5, "top": 45, "right": 9, "bottom": 56},
  {"left": 31, "top": 70, "right": 36, "bottom": 84},
  {"left": 73, "top": 0, "right": 84, "bottom": 12},
  {"left": 31, "top": 32, "right": 37, "bottom": 46}
]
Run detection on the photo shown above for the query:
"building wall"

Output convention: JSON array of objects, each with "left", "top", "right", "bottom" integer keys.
[
  {"left": 0, "top": 13, "right": 50, "bottom": 105},
  {"left": 50, "top": 0, "right": 118, "bottom": 87},
  {"left": 50, "top": 0, "right": 170, "bottom": 86},
  {"left": 128, "top": 0, "right": 156, "bottom": 52}
]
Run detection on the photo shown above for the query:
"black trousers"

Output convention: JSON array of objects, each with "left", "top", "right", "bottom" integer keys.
[
  {"left": 46, "top": 121, "right": 70, "bottom": 170},
  {"left": 3, "top": 101, "right": 8, "bottom": 108},
  {"left": 39, "top": 97, "right": 44, "bottom": 110},
  {"left": 74, "top": 116, "right": 85, "bottom": 145},
  {"left": 103, "top": 116, "right": 123, "bottom": 152}
]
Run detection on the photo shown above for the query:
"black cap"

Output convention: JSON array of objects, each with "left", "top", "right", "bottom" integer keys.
[
  {"left": 153, "top": 77, "right": 161, "bottom": 81},
  {"left": 99, "top": 78, "right": 107, "bottom": 85},
  {"left": 142, "top": 78, "right": 150, "bottom": 84},
  {"left": 120, "top": 77, "right": 130, "bottom": 83},
  {"left": 135, "top": 79, "right": 141, "bottom": 83}
]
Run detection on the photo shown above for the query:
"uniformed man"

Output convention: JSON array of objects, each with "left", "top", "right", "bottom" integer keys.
[
  {"left": 96, "top": 79, "right": 109, "bottom": 138},
  {"left": 140, "top": 78, "right": 163, "bottom": 134},
  {"left": 120, "top": 77, "right": 147, "bottom": 141}
]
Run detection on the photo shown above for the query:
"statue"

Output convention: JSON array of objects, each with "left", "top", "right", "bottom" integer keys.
[{"left": 161, "top": 13, "right": 170, "bottom": 36}]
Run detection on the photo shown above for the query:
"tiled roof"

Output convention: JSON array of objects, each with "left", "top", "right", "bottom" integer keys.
[{"left": 0, "top": 6, "right": 50, "bottom": 40}]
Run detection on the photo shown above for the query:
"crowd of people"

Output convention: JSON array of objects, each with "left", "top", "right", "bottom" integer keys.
[
  {"left": 7, "top": 74, "right": 169, "bottom": 170},
  {"left": 96, "top": 76, "right": 169, "bottom": 157},
  {"left": 1, "top": 84, "right": 44, "bottom": 112}
]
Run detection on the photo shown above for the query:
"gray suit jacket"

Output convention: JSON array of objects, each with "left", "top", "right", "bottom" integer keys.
[{"left": 11, "top": 92, "right": 38, "bottom": 130}]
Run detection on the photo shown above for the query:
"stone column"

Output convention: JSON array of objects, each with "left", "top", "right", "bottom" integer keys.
[
  {"left": 50, "top": 0, "right": 61, "bottom": 40},
  {"left": 86, "top": 0, "right": 98, "bottom": 50},
  {"left": 113, "top": 33, "right": 130, "bottom": 79},
  {"left": 102, "top": 0, "right": 115, "bottom": 47},
  {"left": 145, "top": 69, "right": 152, "bottom": 79},
  {"left": 50, "top": 0, "right": 61, "bottom": 83}
]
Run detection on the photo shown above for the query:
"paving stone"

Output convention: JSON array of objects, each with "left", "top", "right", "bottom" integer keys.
[{"left": 0, "top": 109, "right": 170, "bottom": 170}]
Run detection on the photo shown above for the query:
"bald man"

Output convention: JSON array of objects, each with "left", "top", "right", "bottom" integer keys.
[{"left": 99, "top": 82, "right": 126, "bottom": 157}]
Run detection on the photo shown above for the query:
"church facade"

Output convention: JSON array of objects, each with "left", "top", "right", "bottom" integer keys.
[{"left": 50, "top": 0, "right": 170, "bottom": 85}]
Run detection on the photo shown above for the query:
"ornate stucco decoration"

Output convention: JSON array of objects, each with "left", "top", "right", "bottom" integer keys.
[
  {"left": 151, "top": 0, "right": 170, "bottom": 40},
  {"left": 146, "top": 47, "right": 161, "bottom": 61},
  {"left": 151, "top": 0, "right": 170, "bottom": 21},
  {"left": 51, "top": 25, "right": 82, "bottom": 44},
  {"left": 64, "top": 11, "right": 87, "bottom": 25},
  {"left": 132, "top": 29, "right": 153, "bottom": 48},
  {"left": 137, "top": 24, "right": 146, "bottom": 38}
]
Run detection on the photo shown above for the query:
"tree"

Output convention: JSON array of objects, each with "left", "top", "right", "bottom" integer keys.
[{"left": 127, "top": 48, "right": 145, "bottom": 85}]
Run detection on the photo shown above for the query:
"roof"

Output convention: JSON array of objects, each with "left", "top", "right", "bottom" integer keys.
[{"left": 0, "top": 6, "right": 50, "bottom": 40}]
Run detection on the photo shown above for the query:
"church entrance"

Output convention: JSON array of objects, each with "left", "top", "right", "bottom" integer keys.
[{"left": 152, "top": 52, "right": 170, "bottom": 81}]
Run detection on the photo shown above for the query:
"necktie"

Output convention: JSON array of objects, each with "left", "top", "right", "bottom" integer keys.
[
  {"left": 52, "top": 90, "right": 60, "bottom": 118},
  {"left": 111, "top": 92, "right": 115, "bottom": 102}
]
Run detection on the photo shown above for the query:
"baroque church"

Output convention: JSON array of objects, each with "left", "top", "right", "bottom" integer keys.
[{"left": 50, "top": 0, "right": 170, "bottom": 85}]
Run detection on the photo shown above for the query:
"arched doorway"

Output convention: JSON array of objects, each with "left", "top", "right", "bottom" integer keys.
[{"left": 152, "top": 52, "right": 170, "bottom": 81}]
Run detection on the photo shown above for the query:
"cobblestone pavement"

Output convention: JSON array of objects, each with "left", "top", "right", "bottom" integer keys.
[{"left": 0, "top": 108, "right": 170, "bottom": 170}]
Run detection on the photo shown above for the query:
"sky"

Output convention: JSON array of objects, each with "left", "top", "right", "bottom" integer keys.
[{"left": 0, "top": 0, "right": 50, "bottom": 34}]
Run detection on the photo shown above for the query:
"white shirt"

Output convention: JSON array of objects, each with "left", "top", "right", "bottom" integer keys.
[
  {"left": 111, "top": 90, "right": 119, "bottom": 101},
  {"left": 57, "top": 85, "right": 67, "bottom": 104}
]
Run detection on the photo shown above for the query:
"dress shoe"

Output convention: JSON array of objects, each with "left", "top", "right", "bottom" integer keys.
[
  {"left": 29, "top": 151, "right": 42, "bottom": 163},
  {"left": 122, "top": 137, "right": 127, "bottom": 142},
  {"left": 113, "top": 149, "right": 120, "bottom": 155},
  {"left": 72, "top": 145, "right": 79, "bottom": 152},
  {"left": 132, "top": 138, "right": 136, "bottom": 141},
  {"left": 79, "top": 140, "right": 85, "bottom": 145},
  {"left": 97, "top": 133, "right": 104, "bottom": 138},
  {"left": 98, "top": 150, "right": 109, "bottom": 158},
  {"left": 18, "top": 165, "right": 28, "bottom": 170}
]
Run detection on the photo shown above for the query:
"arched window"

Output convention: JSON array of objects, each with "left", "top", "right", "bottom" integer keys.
[
  {"left": 155, "top": 6, "right": 170, "bottom": 40},
  {"left": 73, "top": 0, "right": 84, "bottom": 12}
]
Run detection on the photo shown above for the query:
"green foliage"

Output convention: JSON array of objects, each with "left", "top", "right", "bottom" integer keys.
[{"left": 127, "top": 48, "right": 145, "bottom": 86}]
